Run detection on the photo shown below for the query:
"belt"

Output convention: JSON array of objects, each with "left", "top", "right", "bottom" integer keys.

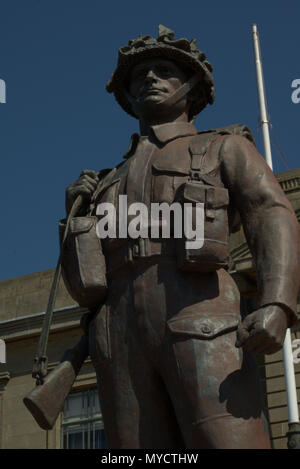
[{"left": 106, "top": 238, "right": 177, "bottom": 274}]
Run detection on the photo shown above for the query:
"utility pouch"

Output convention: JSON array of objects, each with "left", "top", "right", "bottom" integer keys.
[
  {"left": 59, "top": 216, "right": 107, "bottom": 309},
  {"left": 176, "top": 133, "right": 230, "bottom": 272}
]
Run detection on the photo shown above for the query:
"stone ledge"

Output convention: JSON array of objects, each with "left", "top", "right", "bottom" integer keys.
[{"left": 0, "top": 305, "right": 88, "bottom": 342}]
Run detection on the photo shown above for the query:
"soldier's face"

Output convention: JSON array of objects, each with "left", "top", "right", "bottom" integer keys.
[{"left": 128, "top": 58, "right": 188, "bottom": 110}]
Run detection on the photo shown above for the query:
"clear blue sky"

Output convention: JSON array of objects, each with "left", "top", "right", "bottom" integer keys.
[{"left": 0, "top": 0, "right": 299, "bottom": 282}]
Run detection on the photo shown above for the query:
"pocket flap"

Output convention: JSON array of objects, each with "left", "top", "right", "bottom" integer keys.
[
  {"left": 177, "top": 183, "right": 229, "bottom": 208},
  {"left": 167, "top": 313, "right": 239, "bottom": 339},
  {"left": 181, "top": 182, "right": 206, "bottom": 203},
  {"left": 69, "top": 216, "right": 97, "bottom": 235},
  {"left": 206, "top": 187, "right": 229, "bottom": 209},
  {"left": 152, "top": 162, "right": 189, "bottom": 176}
]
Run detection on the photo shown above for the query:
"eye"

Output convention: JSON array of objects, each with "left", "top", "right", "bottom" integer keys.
[
  {"left": 157, "top": 65, "right": 171, "bottom": 76},
  {"left": 132, "top": 68, "right": 147, "bottom": 80}
]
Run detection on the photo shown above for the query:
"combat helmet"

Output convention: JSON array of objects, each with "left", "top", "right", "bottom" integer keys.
[{"left": 106, "top": 25, "right": 215, "bottom": 121}]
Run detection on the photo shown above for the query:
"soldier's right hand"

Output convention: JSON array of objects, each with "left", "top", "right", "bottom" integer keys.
[{"left": 65, "top": 169, "right": 99, "bottom": 216}]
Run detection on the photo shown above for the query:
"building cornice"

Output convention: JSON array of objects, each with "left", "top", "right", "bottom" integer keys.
[
  {"left": 0, "top": 305, "right": 87, "bottom": 342},
  {"left": 276, "top": 169, "right": 300, "bottom": 194}
]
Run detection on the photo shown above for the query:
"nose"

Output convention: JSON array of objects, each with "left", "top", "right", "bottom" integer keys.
[{"left": 145, "top": 69, "right": 157, "bottom": 83}]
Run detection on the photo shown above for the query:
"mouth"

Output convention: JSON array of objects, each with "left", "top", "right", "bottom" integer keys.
[{"left": 142, "top": 87, "right": 165, "bottom": 97}]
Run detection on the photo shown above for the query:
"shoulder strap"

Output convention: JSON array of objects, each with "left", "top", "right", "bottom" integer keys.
[
  {"left": 89, "top": 161, "right": 125, "bottom": 212},
  {"left": 188, "top": 132, "right": 216, "bottom": 181},
  {"left": 213, "top": 124, "right": 256, "bottom": 146},
  {"left": 188, "top": 123, "right": 256, "bottom": 179}
]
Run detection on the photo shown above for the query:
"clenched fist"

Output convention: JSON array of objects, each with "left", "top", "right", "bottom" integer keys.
[
  {"left": 235, "top": 305, "right": 289, "bottom": 355},
  {"left": 65, "top": 169, "right": 99, "bottom": 216}
]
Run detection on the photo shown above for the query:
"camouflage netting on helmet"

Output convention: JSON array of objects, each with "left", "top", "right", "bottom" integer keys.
[{"left": 106, "top": 25, "right": 215, "bottom": 120}]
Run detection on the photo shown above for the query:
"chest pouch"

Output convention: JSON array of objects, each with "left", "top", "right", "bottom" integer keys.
[
  {"left": 175, "top": 135, "right": 230, "bottom": 272},
  {"left": 58, "top": 167, "right": 125, "bottom": 309}
]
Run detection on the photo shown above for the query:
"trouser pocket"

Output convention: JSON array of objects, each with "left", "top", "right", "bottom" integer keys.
[{"left": 167, "top": 313, "right": 239, "bottom": 340}]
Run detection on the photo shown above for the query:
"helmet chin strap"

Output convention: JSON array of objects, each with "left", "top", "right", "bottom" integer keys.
[{"left": 125, "top": 72, "right": 202, "bottom": 117}]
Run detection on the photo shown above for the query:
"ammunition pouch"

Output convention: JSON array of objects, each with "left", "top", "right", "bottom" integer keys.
[
  {"left": 59, "top": 216, "right": 107, "bottom": 309},
  {"left": 175, "top": 132, "right": 230, "bottom": 272},
  {"left": 176, "top": 180, "right": 230, "bottom": 272}
]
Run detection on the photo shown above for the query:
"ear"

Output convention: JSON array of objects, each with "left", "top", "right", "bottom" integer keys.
[
  {"left": 187, "top": 88, "right": 198, "bottom": 103},
  {"left": 186, "top": 89, "right": 197, "bottom": 121},
  {"left": 123, "top": 87, "right": 141, "bottom": 118}
]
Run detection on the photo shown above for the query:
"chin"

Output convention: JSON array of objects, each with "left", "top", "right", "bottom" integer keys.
[
  {"left": 137, "top": 98, "right": 164, "bottom": 114},
  {"left": 134, "top": 95, "right": 187, "bottom": 120},
  {"left": 142, "top": 94, "right": 165, "bottom": 104}
]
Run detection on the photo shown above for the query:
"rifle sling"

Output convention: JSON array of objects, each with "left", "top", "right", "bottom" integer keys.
[{"left": 32, "top": 195, "right": 83, "bottom": 385}]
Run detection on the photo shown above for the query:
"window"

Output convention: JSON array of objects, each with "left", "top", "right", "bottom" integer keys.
[{"left": 61, "top": 388, "right": 106, "bottom": 449}]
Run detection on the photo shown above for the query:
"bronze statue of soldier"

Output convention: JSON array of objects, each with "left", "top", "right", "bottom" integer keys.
[{"left": 61, "top": 26, "right": 300, "bottom": 449}]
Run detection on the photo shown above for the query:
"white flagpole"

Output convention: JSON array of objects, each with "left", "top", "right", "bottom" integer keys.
[{"left": 252, "top": 23, "right": 299, "bottom": 447}]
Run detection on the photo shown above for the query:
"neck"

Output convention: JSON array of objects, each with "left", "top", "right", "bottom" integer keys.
[{"left": 139, "top": 111, "right": 190, "bottom": 136}]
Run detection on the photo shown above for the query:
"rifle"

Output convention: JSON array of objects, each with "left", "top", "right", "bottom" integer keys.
[
  {"left": 23, "top": 334, "right": 89, "bottom": 430},
  {"left": 23, "top": 194, "right": 88, "bottom": 430},
  {"left": 24, "top": 169, "right": 112, "bottom": 430}
]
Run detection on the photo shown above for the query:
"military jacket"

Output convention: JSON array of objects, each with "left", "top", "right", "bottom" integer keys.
[{"left": 92, "top": 121, "right": 300, "bottom": 324}]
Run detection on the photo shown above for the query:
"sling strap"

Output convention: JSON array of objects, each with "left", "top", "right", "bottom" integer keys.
[{"left": 32, "top": 195, "right": 84, "bottom": 385}]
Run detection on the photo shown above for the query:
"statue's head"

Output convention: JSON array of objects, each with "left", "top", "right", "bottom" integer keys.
[{"left": 106, "top": 25, "right": 215, "bottom": 122}]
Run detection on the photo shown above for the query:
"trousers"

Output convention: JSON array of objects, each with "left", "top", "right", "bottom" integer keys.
[{"left": 89, "top": 257, "right": 271, "bottom": 449}]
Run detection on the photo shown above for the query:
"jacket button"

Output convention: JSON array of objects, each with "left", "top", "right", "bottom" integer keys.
[{"left": 201, "top": 324, "right": 212, "bottom": 335}]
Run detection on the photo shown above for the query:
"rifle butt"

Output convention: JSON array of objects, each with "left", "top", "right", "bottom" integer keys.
[{"left": 23, "top": 334, "right": 89, "bottom": 430}]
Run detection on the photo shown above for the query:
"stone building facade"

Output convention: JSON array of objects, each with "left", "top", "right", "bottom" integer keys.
[{"left": 0, "top": 169, "right": 299, "bottom": 449}]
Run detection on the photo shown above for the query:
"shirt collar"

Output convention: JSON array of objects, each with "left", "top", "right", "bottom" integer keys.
[
  {"left": 123, "top": 122, "right": 198, "bottom": 159},
  {"left": 151, "top": 121, "right": 198, "bottom": 144}
]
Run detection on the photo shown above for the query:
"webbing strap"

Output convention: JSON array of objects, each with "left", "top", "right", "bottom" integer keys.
[{"left": 188, "top": 132, "right": 217, "bottom": 182}]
